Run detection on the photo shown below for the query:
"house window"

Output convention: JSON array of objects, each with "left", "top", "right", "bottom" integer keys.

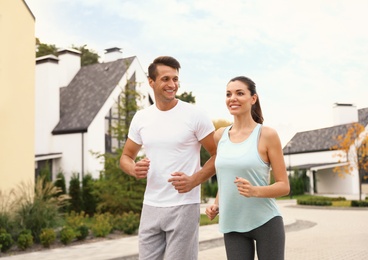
[{"left": 35, "top": 160, "right": 53, "bottom": 181}]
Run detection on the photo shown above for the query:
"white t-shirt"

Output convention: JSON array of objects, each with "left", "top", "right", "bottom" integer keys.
[{"left": 128, "top": 100, "right": 215, "bottom": 207}]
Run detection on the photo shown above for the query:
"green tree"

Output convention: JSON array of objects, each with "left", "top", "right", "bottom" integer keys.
[
  {"left": 82, "top": 174, "right": 97, "bottom": 216},
  {"left": 71, "top": 44, "right": 99, "bottom": 66},
  {"left": 332, "top": 122, "right": 368, "bottom": 200},
  {"left": 176, "top": 91, "right": 196, "bottom": 103},
  {"left": 93, "top": 78, "right": 146, "bottom": 214},
  {"left": 68, "top": 173, "right": 82, "bottom": 213},
  {"left": 35, "top": 39, "right": 99, "bottom": 66},
  {"left": 36, "top": 38, "right": 58, "bottom": 57}
]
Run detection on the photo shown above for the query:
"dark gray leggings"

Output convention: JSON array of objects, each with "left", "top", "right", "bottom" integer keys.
[{"left": 224, "top": 216, "right": 285, "bottom": 260}]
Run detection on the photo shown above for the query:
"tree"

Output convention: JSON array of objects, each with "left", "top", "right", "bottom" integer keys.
[
  {"left": 35, "top": 39, "right": 99, "bottom": 66},
  {"left": 71, "top": 44, "right": 99, "bottom": 66},
  {"left": 93, "top": 78, "right": 146, "bottom": 214},
  {"left": 332, "top": 122, "right": 368, "bottom": 200},
  {"left": 68, "top": 173, "right": 82, "bottom": 213},
  {"left": 176, "top": 91, "right": 196, "bottom": 103}
]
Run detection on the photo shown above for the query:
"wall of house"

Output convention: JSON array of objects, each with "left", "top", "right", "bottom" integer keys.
[
  {"left": 52, "top": 133, "right": 85, "bottom": 186},
  {"left": 286, "top": 150, "right": 344, "bottom": 169},
  {"left": 315, "top": 168, "right": 356, "bottom": 194},
  {"left": 35, "top": 56, "right": 60, "bottom": 155},
  {"left": 0, "top": 0, "right": 35, "bottom": 193}
]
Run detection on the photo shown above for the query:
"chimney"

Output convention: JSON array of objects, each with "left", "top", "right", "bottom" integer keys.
[
  {"left": 104, "top": 47, "right": 123, "bottom": 62},
  {"left": 333, "top": 103, "right": 358, "bottom": 125},
  {"left": 57, "top": 48, "right": 81, "bottom": 87}
]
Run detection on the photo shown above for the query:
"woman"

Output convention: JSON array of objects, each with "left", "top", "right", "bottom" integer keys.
[{"left": 206, "top": 76, "right": 290, "bottom": 260}]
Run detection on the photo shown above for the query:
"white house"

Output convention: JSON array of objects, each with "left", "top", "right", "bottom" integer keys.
[
  {"left": 35, "top": 47, "right": 154, "bottom": 186},
  {"left": 283, "top": 103, "right": 368, "bottom": 199}
]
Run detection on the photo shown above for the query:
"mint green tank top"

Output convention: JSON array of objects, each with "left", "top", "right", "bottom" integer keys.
[{"left": 216, "top": 124, "right": 281, "bottom": 233}]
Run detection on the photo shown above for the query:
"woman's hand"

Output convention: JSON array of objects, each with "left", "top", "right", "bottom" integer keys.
[
  {"left": 234, "top": 177, "right": 258, "bottom": 198},
  {"left": 205, "top": 204, "right": 219, "bottom": 220}
]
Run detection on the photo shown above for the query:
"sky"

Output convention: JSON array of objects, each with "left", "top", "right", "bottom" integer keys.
[{"left": 26, "top": 0, "right": 368, "bottom": 146}]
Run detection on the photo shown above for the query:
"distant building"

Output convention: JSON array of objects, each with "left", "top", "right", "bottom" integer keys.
[
  {"left": 35, "top": 47, "right": 154, "bottom": 186},
  {"left": 284, "top": 103, "right": 368, "bottom": 198},
  {"left": 0, "top": 0, "right": 35, "bottom": 193}
]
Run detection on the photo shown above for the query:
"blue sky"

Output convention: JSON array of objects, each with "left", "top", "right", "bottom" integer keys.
[{"left": 26, "top": 0, "right": 368, "bottom": 146}]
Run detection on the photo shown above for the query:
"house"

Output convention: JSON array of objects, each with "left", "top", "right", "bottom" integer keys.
[
  {"left": 35, "top": 47, "right": 154, "bottom": 186},
  {"left": 283, "top": 103, "right": 368, "bottom": 198},
  {"left": 0, "top": 0, "right": 35, "bottom": 193}
]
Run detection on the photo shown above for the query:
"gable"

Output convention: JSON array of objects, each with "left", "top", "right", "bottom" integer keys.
[{"left": 52, "top": 57, "right": 135, "bottom": 134}]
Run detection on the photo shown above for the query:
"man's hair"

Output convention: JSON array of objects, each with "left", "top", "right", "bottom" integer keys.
[{"left": 148, "top": 56, "right": 181, "bottom": 80}]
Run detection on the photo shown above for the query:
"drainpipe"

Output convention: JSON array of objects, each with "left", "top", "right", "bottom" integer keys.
[{"left": 81, "top": 132, "right": 84, "bottom": 180}]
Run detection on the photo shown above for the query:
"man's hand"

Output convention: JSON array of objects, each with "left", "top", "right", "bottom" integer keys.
[
  {"left": 168, "top": 172, "right": 194, "bottom": 193},
  {"left": 134, "top": 158, "right": 150, "bottom": 179}
]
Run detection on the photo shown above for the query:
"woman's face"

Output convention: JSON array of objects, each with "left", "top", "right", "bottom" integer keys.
[{"left": 226, "top": 80, "right": 256, "bottom": 116}]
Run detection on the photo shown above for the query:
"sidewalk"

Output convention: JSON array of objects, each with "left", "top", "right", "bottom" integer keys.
[{"left": 6, "top": 198, "right": 368, "bottom": 259}]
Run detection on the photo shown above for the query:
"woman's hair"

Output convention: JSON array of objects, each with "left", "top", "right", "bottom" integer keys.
[
  {"left": 148, "top": 56, "right": 181, "bottom": 80},
  {"left": 228, "top": 76, "right": 264, "bottom": 124}
]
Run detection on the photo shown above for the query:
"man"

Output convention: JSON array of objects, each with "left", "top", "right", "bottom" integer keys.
[{"left": 120, "top": 56, "right": 216, "bottom": 259}]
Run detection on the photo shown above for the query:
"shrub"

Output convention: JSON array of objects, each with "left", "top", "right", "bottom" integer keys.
[
  {"left": 91, "top": 213, "right": 112, "bottom": 237},
  {"left": 17, "top": 230, "right": 33, "bottom": 250},
  {"left": 60, "top": 226, "right": 76, "bottom": 245},
  {"left": 69, "top": 173, "right": 83, "bottom": 213},
  {"left": 12, "top": 177, "right": 69, "bottom": 242},
  {"left": 82, "top": 174, "right": 97, "bottom": 216},
  {"left": 76, "top": 224, "right": 89, "bottom": 241},
  {"left": 113, "top": 211, "right": 140, "bottom": 235},
  {"left": 39, "top": 228, "right": 56, "bottom": 248},
  {"left": 351, "top": 200, "right": 368, "bottom": 207},
  {"left": 297, "top": 199, "right": 332, "bottom": 206},
  {"left": 0, "top": 228, "right": 13, "bottom": 252}
]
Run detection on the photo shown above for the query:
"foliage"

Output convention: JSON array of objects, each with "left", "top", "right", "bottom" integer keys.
[
  {"left": 35, "top": 39, "right": 100, "bottom": 66},
  {"left": 36, "top": 38, "right": 58, "bottom": 57},
  {"left": 39, "top": 228, "right": 56, "bottom": 248},
  {"left": 289, "top": 169, "right": 309, "bottom": 196},
  {"left": 12, "top": 177, "right": 69, "bottom": 242},
  {"left": 71, "top": 44, "right": 99, "bottom": 66},
  {"left": 54, "top": 172, "right": 67, "bottom": 196},
  {"left": 94, "top": 81, "right": 146, "bottom": 214},
  {"left": 69, "top": 173, "right": 82, "bottom": 213},
  {"left": 82, "top": 174, "right": 97, "bottom": 216},
  {"left": 331, "top": 122, "right": 368, "bottom": 200},
  {"left": 112, "top": 211, "right": 140, "bottom": 235},
  {"left": 90, "top": 213, "right": 112, "bottom": 237},
  {"left": 202, "top": 181, "right": 218, "bottom": 202},
  {"left": 351, "top": 200, "right": 368, "bottom": 207},
  {"left": 17, "top": 230, "right": 34, "bottom": 250},
  {"left": 176, "top": 91, "right": 196, "bottom": 103},
  {"left": 60, "top": 226, "right": 76, "bottom": 245},
  {"left": 76, "top": 225, "right": 89, "bottom": 241},
  {"left": 0, "top": 228, "right": 13, "bottom": 252}
]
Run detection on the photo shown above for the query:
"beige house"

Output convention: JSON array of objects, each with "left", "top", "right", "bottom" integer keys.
[{"left": 0, "top": 0, "right": 35, "bottom": 193}]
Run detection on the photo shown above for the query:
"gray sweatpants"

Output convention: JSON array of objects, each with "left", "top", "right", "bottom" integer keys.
[{"left": 138, "top": 203, "right": 200, "bottom": 260}]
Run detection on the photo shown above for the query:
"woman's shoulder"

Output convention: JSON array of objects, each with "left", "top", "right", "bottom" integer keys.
[
  {"left": 214, "top": 126, "right": 228, "bottom": 143},
  {"left": 260, "top": 125, "right": 281, "bottom": 143}
]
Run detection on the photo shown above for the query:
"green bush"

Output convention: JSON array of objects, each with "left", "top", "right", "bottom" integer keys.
[
  {"left": 76, "top": 224, "right": 89, "bottom": 241},
  {"left": 39, "top": 228, "right": 56, "bottom": 248},
  {"left": 351, "top": 200, "right": 368, "bottom": 207},
  {"left": 113, "top": 211, "right": 140, "bottom": 235},
  {"left": 297, "top": 199, "right": 332, "bottom": 206},
  {"left": 12, "top": 177, "right": 69, "bottom": 242},
  {"left": 69, "top": 173, "right": 83, "bottom": 213},
  {"left": 82, "top": 174, "right": 97, "bottom": 216},
  {"left": 91, "top": 213, "right": 112, "bottom": 237},
  {"left": 60, "top": 226, "right": 76, "bottom": 245},
  {"left": 0, "top": 228, "right": 13, "bottom": 252},
  {"left": 17, "top": 230, "right": 33, "bottom": 250}
]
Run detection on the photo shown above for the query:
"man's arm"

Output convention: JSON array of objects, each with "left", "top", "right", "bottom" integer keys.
[{"left": 120, "top": 138, "right": 149, "bottom": 179}]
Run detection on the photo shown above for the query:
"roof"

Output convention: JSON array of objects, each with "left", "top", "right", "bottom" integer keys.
[
  {"left": 284, "top": 107, "right": 368, "bottom": 155},
  {"left": 52, "top": 57, "right": 135, "bottom": 134}
]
